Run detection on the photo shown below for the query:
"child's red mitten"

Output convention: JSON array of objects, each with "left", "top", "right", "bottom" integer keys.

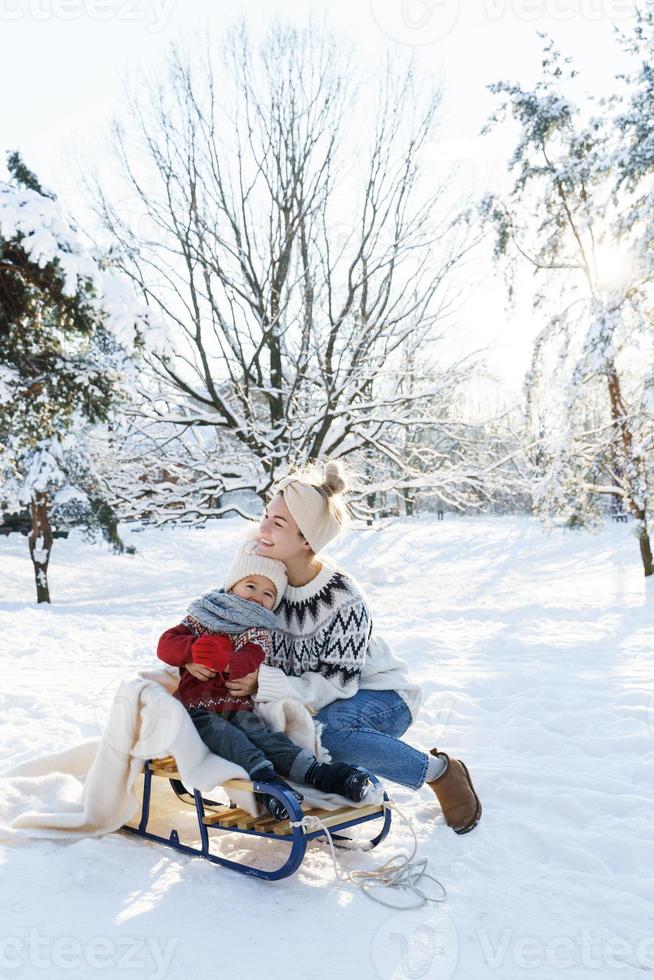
[{"left": 191, "top": 634, "right": 233, "bottom": 672}]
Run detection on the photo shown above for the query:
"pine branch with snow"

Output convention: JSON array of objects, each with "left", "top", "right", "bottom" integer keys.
[{"left": 0, "top": 153, "right": 148, "bottom": 601}]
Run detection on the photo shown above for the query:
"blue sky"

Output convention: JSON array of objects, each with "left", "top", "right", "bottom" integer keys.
[{"left": 1, "top": 0, "right": 639, "bottom": 395}]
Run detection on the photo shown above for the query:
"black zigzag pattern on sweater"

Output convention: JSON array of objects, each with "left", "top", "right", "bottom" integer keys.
[
  {"left": 277, "top": 571, "right": 353, "bottom": 632},
  {"left": 270, "top": 589, "right": 372, "bottom": 689},
  {"left": 269, "top": 635, "right": 364, "bottom": 685}
]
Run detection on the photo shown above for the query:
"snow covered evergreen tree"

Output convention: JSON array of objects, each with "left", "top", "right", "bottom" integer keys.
[
  {"left": 483, "top": 37, "right": 654, "bottom": 577},
  {"left": 0, "top": 153, "right": 149, "bottom": 601}
]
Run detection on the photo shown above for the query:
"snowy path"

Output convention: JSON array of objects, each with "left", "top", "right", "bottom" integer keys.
[{"left": 1, "top": 516, "right": 652, "bottom": 980}]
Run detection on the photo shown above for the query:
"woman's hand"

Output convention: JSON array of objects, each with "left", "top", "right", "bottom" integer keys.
[
  {"left": 184, "top": 662, "right": 217, "bottom": 681},
  {"left": 225, "top": 669, "right": 259, "bottom": 697}
]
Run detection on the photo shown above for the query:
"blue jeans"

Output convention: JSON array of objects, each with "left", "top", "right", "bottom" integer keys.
[
  {"left": 189, "top": 708, "right": 316, "bottom": 782},
  {"left": 314, "top": 690, "right": 429, "bottom": 790}
]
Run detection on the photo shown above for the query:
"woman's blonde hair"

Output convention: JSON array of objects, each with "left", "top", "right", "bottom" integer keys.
[{"left": 275, "top": 458, "right": 351, "bottom": 534}]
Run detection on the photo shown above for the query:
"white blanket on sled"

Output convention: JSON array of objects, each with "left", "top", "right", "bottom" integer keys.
[{"left": 0, "top": 667, "right": 378, "bottom": 842}]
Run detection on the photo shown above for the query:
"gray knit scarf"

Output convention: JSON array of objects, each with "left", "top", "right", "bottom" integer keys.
[{"left": 187, "top": 589, "right": 276, "bottom": 634}]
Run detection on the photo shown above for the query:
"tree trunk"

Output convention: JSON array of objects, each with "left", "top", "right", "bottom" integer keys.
[
  {"left": 28, "top": 492, "right": 53, "bottom": 603},
  {"left": 638, "top": 520, "right": 654, "bottom": 578},
  {"left": 606, "top": 368, "right": 653, "bottom": 577},
  {"left": 366, "top": 491, "right": 377, "bottom": 527}
]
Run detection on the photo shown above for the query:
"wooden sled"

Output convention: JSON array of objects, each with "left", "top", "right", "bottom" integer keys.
[{"left": 121, "top": 756, "right": 392, "bottom": 880}]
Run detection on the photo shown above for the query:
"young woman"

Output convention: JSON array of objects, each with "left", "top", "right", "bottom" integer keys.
[{"left": 224, "top": 461, "right": 482, "bottom": 834}]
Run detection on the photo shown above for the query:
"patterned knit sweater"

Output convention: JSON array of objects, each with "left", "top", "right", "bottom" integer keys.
[
  {"left": 254, "top": 561, "right": 422, "bottom": 719},
  {"left": 157, "top": 616, "right": 272, "bottom": 713}
]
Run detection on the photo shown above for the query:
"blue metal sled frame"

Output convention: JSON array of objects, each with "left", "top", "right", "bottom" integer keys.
[{"left": 121, "top": 757, "right": 392, "bottom": 881}]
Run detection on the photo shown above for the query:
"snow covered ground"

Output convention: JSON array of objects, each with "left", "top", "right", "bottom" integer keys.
[{"left": 1, "top": 515, "right": 653, "bottom": 980}]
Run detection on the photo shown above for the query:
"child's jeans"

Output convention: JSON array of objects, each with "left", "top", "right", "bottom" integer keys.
[{"left": 189, "top": 707, "right": 316, "bottom": 782}]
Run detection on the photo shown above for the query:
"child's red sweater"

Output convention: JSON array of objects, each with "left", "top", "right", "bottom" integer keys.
[{"left": 157, "top": 616, "right": 271, "bottom": 713}]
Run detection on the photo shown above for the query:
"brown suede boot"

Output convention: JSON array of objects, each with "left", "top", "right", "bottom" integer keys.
[{"left": 427, "top": 749, "right": 482, "bottom": 835}]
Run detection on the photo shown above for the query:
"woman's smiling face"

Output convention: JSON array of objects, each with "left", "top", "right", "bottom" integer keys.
[{"left": 256, "top": 492, "right": 310, "bottom": 563}]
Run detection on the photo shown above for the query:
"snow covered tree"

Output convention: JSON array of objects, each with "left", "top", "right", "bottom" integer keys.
[
  {"left": 92, "top": 18, "right": 483, "bottom": 512},
  {"left": 99, "top": 409, "right": 262, "bottom": 526},
  {"left": 483, "top": 37, "right": 654, "bottom": 577},
  {"left": 608, "top": 9, "right": 654, "bottom": 562},
  {"left": 351, "top": 342, "right": 529, "bottom": 519},
  {"left": 0, "top": 153, "right": 149, "bottom": 602}
]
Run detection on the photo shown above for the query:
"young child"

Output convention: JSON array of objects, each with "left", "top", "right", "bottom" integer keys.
[{"left": 157, "top": 542, "right": 372, "bottom": 820}]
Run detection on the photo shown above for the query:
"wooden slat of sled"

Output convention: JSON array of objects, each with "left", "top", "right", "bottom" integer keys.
[
  {"left": 205, "top": 802, "right": 383, "bottom": 837},
  {"left": 235, "top": 806, "right": 326, "bottom": 832},
  {"left": 204, "top": 802, "right": 349, "bottom": 832},
  {"left": 211, "top": 807, "right": 250, "bottom": 827},
  {"left": 202, "top": 808, "right": 247, "bottom": 828},
  {"left": 233, "top": 812, "right": 261, "bottom": 830},
  {"left": 202, "top": 809, "right": 280, "bottom": 832},
  {"left": 145, "top": 761, "right": 383, "bottom": 837},
  {"left": 202, "top": 808, "right": 291, "bottom": 832},
  {"left": 274, "top": 803, "right": 382, "bottom": 836},
  {"left": 148, "top": 763, "right": 182, "bottom": 779},
  {"left": 145, "top": 761, "right": 255, "bottom": 822},
  {"left": 250, "top": 813, "right": 279, "bottom": 831},
  {"left": 146, "top": 765, "right": 259, "bottom": 799},
  {"left": 232, "top": 805, "right": 323, "bottom": 831}
]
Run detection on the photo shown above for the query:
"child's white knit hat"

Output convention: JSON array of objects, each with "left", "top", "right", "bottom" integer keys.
[{"left": 224, "top": 539, "right": 287, "bottom": 609}]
